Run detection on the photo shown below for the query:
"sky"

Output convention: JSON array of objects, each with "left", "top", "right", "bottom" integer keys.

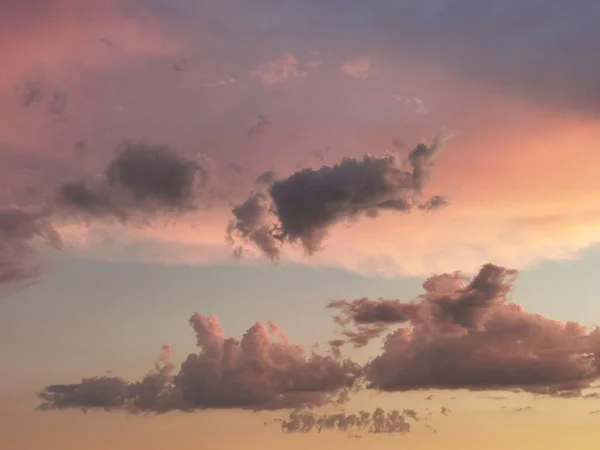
[{"left": 1, "top": 0, "right": 600, "bottom": 449}]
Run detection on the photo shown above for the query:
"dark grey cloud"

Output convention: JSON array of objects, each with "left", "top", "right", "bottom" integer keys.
[
  {"left": 19, "top": 79, "right": 44, "bottom": 108},
  {"left": 309, "top": 147, "right": 330, "bottom": 162},
  {"left": 55, "top": 139, "right": 215, "bottom": 223},
  {"left": 278, "top": 406, "right": 412, "bottom": 436},
  {"left": 512, "top": 406, "right": 532, "bottom": 413},
  {"left": 392, "top": 139, "right": 404, "bottom": 150},
  {"left": 227, "top": 162, "right": 244, "bottom": 175},
  {"left": 0, "top": 208, "right": 62, "bottom": 292},
  {"left": 49, "top": 89, "right": 68, "bottom": 117},
  {"left": 255, "top": 170, "right": 277, "bottom": 185},
  {"left": 38, "top": 314, "right": 362, "bottom": 412},
  {"left": 227, "top": 134, "right": 450, "bottom": 259},
  {"left": 172, "top": 59, "right": 190, "bottom": 72},
  {"left": 226, "top": 192, "right": 279, "bottom": 260},
  {"left": 247, "top": 115, "right": 270, "bottom": 140},
  {"left": 328, "top": 263, "right": 600, "bottom": 397},
  {"left": 419, "top": 195, "right": 448, "bottom": 212}
]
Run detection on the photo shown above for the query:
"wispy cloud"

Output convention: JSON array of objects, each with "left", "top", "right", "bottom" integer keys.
[
  {"left": 341, "top": 58, "right": 372, "bottom": 79},
  {"left": 251, "top": 52, "right": 307, "bottom": 85},
  {"left": 392, "top": 95, "right": 429, "bottom": 114}
]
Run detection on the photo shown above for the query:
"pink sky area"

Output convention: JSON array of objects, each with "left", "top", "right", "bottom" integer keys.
[{"left": 2, "top": 1, "right": 600, "bottom": 449}]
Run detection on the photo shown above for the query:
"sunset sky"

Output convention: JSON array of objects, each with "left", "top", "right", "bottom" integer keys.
[{"left": 2, "top": 1, "right": 600, "bottom": 449}]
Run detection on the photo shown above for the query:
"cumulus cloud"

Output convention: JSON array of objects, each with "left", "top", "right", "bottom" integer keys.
[
  {"left": 278, "top": 406, "right": 412, "bottom": 436},
  {"left": 227, "top": 135, "right": 450, "bottom": 260},
  {"left": 0, "top": 208, "right": 62, "bottom": 291},
  {"left": 329, "top": 263, "right": 600, "bottom": 397},
  {"left": 251, "top": 52, "right": 307, "bottom": 85},
  {"left": 55, "top": 139, "right": 215, "bottom": 224},
  {"left": 341, "top": 58, "right": 372, "bottom": 79},
  {"left": 38, "top": 313, "right": 362, "bottom": 412}
]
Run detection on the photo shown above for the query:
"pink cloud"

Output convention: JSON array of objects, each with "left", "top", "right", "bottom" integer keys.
[
  {"left": 329, "top": 264, "right": 600, "bottom": 397},
  {"left": 341, "top": 58, "right": 372, "bottom": 79},
  {"left": 251, "top": 52, "right": 307, "bottom": 85},
  {"left": 38, "top": 313, "right": 362, "bottom": 412}
]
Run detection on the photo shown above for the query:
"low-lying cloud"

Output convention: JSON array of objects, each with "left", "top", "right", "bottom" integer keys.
[
  {"left": 38, "top": 314, "right": 362, "bottom": 412},
  {"left": 329, "top": 263, "right": 600, "bottom": 397},
  {"left": 278, "top": 406, "right": 412, "bottom": 435},
  {"left": 227, "top": 134, "right": 450, "bottom": 260},
  {"left": 37, "top": 262, "right": 600, "bottom": 418}
]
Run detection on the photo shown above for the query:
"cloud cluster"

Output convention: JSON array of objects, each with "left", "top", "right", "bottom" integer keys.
[
  {"left": 38, "top": 314, "right": 362, "bottom": 412},
  {"left": 55, "top": 139, "right": 215, "bottom": 224},
  {"left": 0, "top": 138, "right": 218, "bottom": 291},
  {"left": 278, "top": 406, "right": 412, "bottom": 435},
  {"left": 227, "top": 135, "right": 450, "bottom": 260},
  {"left": 329, "top": 263, "right": 600, "bottom": 397},
  {"left": 0, "top": 208, "right": 62, "bottom": 292},
  {"left": 37, "top": 261, "right": 600, "bottom": 421}
]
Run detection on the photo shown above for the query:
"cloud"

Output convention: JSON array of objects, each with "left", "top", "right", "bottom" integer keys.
[
  {"left": 226, "top": 192, "right": 280, "bottom": 260},
  {"left": 313, "top": 0, "right": 600, "bottom": 117},
  {"left": 329, "top": 263, "right": 600, "bottom": 397},
  {"left": 247, "top": 115, "right": 270, "bottom": 140},
  {"left": 251, "top": 52, "right": 307, "bottom": 85},
  {"left": 341, "top": 59, "right": 372, "bottom": 79},
  {"left": 227, "top": 134, "right": 450, "bottom": 260},
  {"left": 228, "top": 163, "right": 244, "bottom": 175},
  {"left": 198, "top": 74, "right": 237, "bottom": 88},
  {"left": 278, "top": 406, "right": 412, "bottom": 436},
  {"left": 392, "top": 95, "right": 429, "bottom": 115},
  {"left": 48, "top": 89, "right": 68, "bottom": 117},
  {"left": 38, "top": 313, "right": 362, "bottom": 412},
  {"left": 0, "top": 208, "right": 62, "bottom": 291},
  {"left": 171, "top": 59, "right": 190, "bottom": 72},
  {"left": 54, "top": 138, "right": 215, "bottom": 224},
  {"left": 255, "top": 170, "right": 277, "bottom": 185},
  {"left": 512, "top": 406, "right": 532, "bottom": 413},
  {"left": 19, "top": 79, "right": 45, "bottom": 108}
]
